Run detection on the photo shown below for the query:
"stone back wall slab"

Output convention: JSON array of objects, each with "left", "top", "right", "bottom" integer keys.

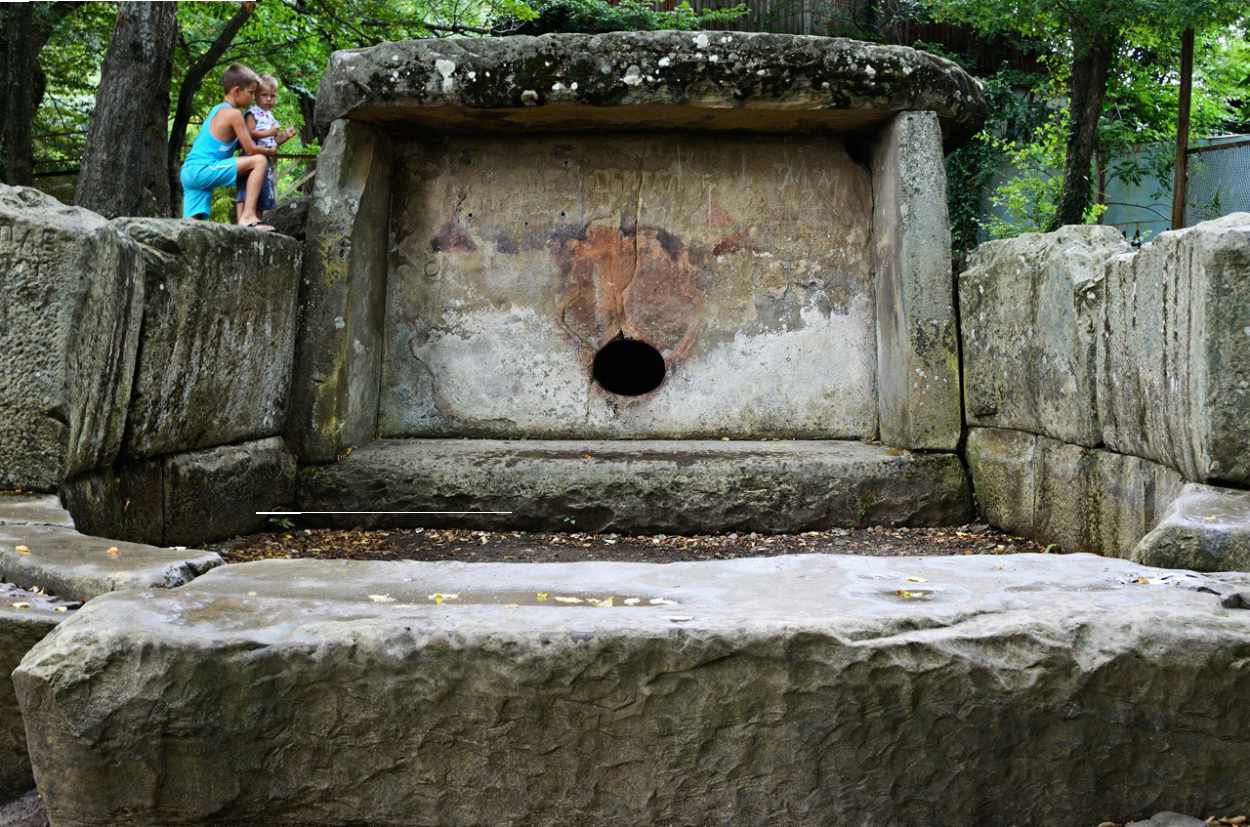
[{"left": 381, "top": 131, "right": 878, "bottom": 440}]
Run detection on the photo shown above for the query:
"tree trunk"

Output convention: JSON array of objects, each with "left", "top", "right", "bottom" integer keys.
[
  {"left": 1, "top": 4, "right": 36, "bottom": 186},
  {"left": 76, "top": 2, "right": 176, "bottom": 218},
  {"left": 1049, "top": 26, "right": 1116, "bottom": 230},
  {"left": 167, "top": 1, "right": 256, "bottom": 216}
]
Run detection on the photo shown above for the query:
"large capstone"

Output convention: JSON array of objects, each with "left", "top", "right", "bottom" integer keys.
[
  {"left": 315, "top": 31, "right": 987, "bottom": 142},
  {"left": 15, "top": 554, "right": 1250, "bottom": 825}
]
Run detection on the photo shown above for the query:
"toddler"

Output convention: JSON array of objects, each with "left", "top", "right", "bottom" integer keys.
[{"left": 236, "top": 75, "right": 296, "bottom": 223}]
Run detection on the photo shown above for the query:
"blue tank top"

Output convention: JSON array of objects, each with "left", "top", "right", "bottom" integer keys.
[{"left": 184, "top": 103, "right": 238, "bottom": 165}]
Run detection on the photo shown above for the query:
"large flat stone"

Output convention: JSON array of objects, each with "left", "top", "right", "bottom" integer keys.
[
  {"left": 110, "top": 219, "right": 301, "bottom": 460},
  {"left": 1, "top": 583, "right": 74, "bottom": 800},
  {"left": 966, "top": 427, "right": 1182, "bottom": 556},
  {"left": 60, "top": 438, "right": 297, "bottom": 547},
  {"left": 287, "top": 120, "right": 391, "bottom": 462},
  {"left": 960, "top": 225, "right": 1130, "bottom": 445},
  {"left": 0, "top": 523, "right": 221, "bottom": 603},
  {"left": 15, "top": 554, "right": 1250, "bottom": 825},
  {"left": 315, "top": 32, "right": 987, "bottom": 142},
  {"left": 871, "top": 111, "right": 961, "bottom": 449},
  {"left": 1134, "top": 483, "right": 1250, "bottom": 572},
  {"left": 298, "top": 438, "right": 972, "bottom": 532},
  {"left": 0, "top": 185, "right": 142, "bottom": 489},
  {"left": 1098, "top": 213, "right": 1250, "bottom": 485}
]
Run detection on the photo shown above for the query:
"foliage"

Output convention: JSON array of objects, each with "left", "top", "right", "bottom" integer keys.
[{"left": 499, "top": 0, "right": 745, "bottom": 36}]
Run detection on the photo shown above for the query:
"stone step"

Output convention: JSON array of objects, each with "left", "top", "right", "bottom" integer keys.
[
  {"left": 298, "top": 438, "right": 972, "bottom": 533},
  {"left": 15, "top": 553, "right": 1250, "bottom": 825}
]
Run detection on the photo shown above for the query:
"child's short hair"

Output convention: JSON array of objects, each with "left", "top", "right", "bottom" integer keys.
[
  {"left": 221, "top": 63, "right": 260, "bottom": 93},
  {"left": 258, "top": 74, "right": 279, "bottom": 92}
]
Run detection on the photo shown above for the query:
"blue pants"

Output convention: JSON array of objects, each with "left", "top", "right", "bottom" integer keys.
[{"left": 180, "top": 158, "right": 238, "bottom": 218}]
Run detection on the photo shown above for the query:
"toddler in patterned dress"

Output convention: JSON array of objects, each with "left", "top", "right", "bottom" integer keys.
[{"left": 235, "top": 74, "right": 296, "bottom": 223}]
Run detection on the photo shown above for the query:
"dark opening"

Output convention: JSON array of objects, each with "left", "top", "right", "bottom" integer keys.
[{"left": 592, "top": 336, "right": 666, "bottom": 396}]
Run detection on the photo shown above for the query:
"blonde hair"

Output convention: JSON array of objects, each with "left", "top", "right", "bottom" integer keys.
[
  {"left": 258, "top": 74, "right": 278, "bottom": 92},
  {"left": 221, "top": 63, "right": 260, "bottom": 93}
]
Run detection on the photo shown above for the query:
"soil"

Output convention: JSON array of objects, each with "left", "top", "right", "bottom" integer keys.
[{"left": 213, "top": 523, "right": 1055, "bottom": 564}]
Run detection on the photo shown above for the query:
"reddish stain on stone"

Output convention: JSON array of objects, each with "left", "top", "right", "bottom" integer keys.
[{"left": 554, "top": 224, "right": 707, "bottom": 367}]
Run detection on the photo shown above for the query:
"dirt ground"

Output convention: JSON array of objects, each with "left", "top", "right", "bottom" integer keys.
[{"left": 214, "top": 522, "right": 1054, "bottom": 564}]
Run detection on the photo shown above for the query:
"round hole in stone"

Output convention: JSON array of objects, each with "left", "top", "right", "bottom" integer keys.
[{"left": 592, "top": 336, "right": 666, "bottom": 396}]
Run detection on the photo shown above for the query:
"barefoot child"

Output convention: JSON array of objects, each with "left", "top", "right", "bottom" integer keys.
[
  {"left": 178, "top": 63, "right": 276, "bottom": 229},
  {"left": 235, "top": 75, "right": 297, "bottom": 224}
]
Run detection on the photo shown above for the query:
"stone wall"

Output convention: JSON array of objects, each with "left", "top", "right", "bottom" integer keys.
[
  {"left": 959, "top": 214, "right": 1250, "bottom": 567},
  {"left": 0, "top": 185, "right": 302, "bottom": 545}
]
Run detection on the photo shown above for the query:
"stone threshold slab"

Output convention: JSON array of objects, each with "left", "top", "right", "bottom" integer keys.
[
  {"left": 15, "top": 553, "right": 1250, "bottom": 825},
  {"left": 298, "top": 438, "right": 973, "bottom": 533},
  {"left": 0, "top": 523, "right": 222, "bottom": 604}
]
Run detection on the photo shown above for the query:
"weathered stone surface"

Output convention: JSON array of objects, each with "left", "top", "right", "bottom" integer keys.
[
  {"left": 267, "top": 196, "right": 310, "bottom": 240},
  {"left": 164, "top": 437, "right": 297, "bottom": 545},
  {"left": 316, "top": 32, "right": 987, "bottom": 143},
  {"left": 0, "top": 495, "right": 73, "bottom": 528},
  {"left": 960, "top": 225, "right": 1130, "bottom": 445},
  {"left": 1134, "top": 483, "right": 1250, "bottom": 572},
  {"left": 16, "top": 554, "right": 1250, "bottom": 826},
  {"left": 871, "top": 111, "right": 960, "bottom": 449},
  {"left": 0, "top": 789, "right": 48, "bottom": 827},
  {"left": 61, "top": 438, "right": 297, "bottom": 547},
  {"left": 381, "top": 132, "right": 878, "bottom": 439},
  {"left": 288, "top": 121, "right": 391, "bottom": 462},
  {"left": 111, "top": 219, "right": 301, "bottom": 460},
  {"left": 300, "top": 438, "right": 971, "bottom": 532},
  {"left": 0, "top": 524, "right": 221, "bottom": 603},
  {"left": 1126, "top": 816, "right": 1208, "bottom": 827},
  {"left": 1, "top": 583, "right": 74, "bottom": 800},
  {"left": 1098, "top": 213, "right": 1250, "bottom": 485},
  {"left": 0, "top": 185, "right": 142, "bottom": 490},
  {"left": 966, "top": 428, "right": 1182, "bottom": 556}
]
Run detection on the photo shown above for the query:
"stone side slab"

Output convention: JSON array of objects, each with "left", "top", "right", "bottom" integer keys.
[
  {"left": 110, "top": 219, "right": 301, "bottom": 460},
  {"left": 960, "top": 225, "right": 1130, "bottom": 445},
  {"left": 0, "top": 524, "right": 221, "bottom": 604},
  {"left": 1134, "top": 483, "right": 1250, "bottom": 572},
  {"left": 61, "top": 437, "right": 297, "bottom": 548},
  {"left": 299, "top": 438, "right": 972, "bottom": 533},
  {"left": 1098, "top": 214, "right": 1250, "bottom": 485},
  {"left": 0, "top": 185, "right": 142, "bottom": 490},
  {"left": 15, "top": 554, "right": 1250, "bottom": 825},
  {"left": 871, "top": 111, "right": 961, "bottom": 449},
  {"left": 0, "top": 495, "right": 74, "bottom": 528},
  {"left": 966, "top": 427, "right": 1183, "bottom": 557},
  {"left": 288, "top": 120, "right": 391, "bottom": 462}
]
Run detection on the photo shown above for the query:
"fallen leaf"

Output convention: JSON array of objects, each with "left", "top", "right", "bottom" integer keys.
[
  {"left": 623, "top": 597, "right": 641, "bottom": 606},
  {"left": 15, "top": 545, "right": 29, "bottom": 555},
  {"left": 905, "top": 576, "right": 928, "bottom": 583},
  {"left": 247, "top": 591, "right": 258, "bottom": 597},
  {"left": 427, "top": 592, "right": 458, "bottom": 604},
  {"left": 649, "top": 597, "right": 677, "bottom": 606},
  {"left": 1134, "top": 576, "right": 1149, "bottom": 585},
  {"left": 595, "top": 597, "right": 615, "bottom": 608},
  {"left": 369, "top": 594, "right": 396, "bottom": 603},
  {"left": 106, "top": 546, "right": 120, "bottom": 558},
  {"left": 10, "top": 602, "right": 29, "bottom": 610},
  {"left": 53, "top": 606, "right": 68, "bottom": 613},
  {"left": 536, "top": 592, "right": 549, "bottom": 602},
  {"left": 504, "top": 603, "right": 520, "bottom": 609},
  {"left": 554, "top": 596, "right": 582, "bottom": 604}
]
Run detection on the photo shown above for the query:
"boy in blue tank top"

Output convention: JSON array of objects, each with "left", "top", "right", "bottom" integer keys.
[{"left": 178, "top": 63, "right": 277, "bottom": 230}]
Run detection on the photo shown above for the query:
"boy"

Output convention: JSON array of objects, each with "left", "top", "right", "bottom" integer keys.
[
  {"left": 235, "top": 75, "right": 297, "bottom": 224},
  {"left": 178, "top": 63, "right": 276, "bottom": 230}
]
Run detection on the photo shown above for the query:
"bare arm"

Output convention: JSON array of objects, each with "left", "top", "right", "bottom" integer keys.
[
  {"left": 224, "top": 109, "right": 277, "bottom": 157},
  {"left": 244, "top": 112, "right": 277, "bottom": 140}
]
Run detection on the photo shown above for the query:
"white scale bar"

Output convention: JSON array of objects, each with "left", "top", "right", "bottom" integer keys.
[{"left": 257, "top": 511, "right": 513, "bottom": 515}]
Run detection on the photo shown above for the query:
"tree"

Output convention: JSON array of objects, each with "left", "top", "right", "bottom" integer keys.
[
  {"left": 0, "top": 4, "right": 35, "bottom": 186},
  {"left": 930, "top": 0, "right": 1249, "bottom": 229},
  {"left": 167, "top": 1, "right": 257, "bottom": 214},
  {"left": 76, "top": 2, "right": 177, "bottom": 218}
]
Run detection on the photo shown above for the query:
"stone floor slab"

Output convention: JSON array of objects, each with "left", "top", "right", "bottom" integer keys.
[
  {"left": 1135, "top": 483, "right": 1250, "bottom": 572},
  {"left": 15, "top": 553, "right": 1250, "bottom": 826},
  {"left": 0, "top": 497, "right": 73, "bottom": 529},
  {"left": 298, "top": 438, "right": 973, "bottom": 533},
  {"left": 0, "top": 524, "right": 221, "bottom": 603},
  {"left": 1, "top": 584, "right": 74, "bottom": 801}
]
